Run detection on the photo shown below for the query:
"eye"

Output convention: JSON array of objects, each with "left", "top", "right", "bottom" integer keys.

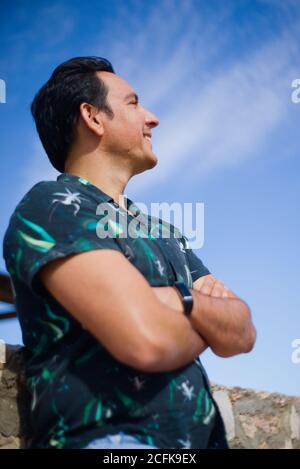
[{"left": 129, "top": 100, "right": 138, "bottom": 106}]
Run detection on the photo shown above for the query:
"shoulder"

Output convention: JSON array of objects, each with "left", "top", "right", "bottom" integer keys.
[
  {"left": 8, "top": 180, "right": 65, "bottom": 216},
  {"left": 6, "top": 177, "right": 93, "bottom": 224},
  {"left": 3, "top": 178, "right": 91, "bottom": 254},
  {"left": 16, "top": 179, "right": 85, "bottom": 209},
  {"left": 4, "top": 179, "right": 54, "bottom": 224}
]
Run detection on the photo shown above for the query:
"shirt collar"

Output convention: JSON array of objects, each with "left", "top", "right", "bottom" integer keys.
[
  {"left": 56, "top": 172, "right": 138, "bottom": 213},
  {"left": 57, "top": 172, "right": 114, "bottom": 203}
]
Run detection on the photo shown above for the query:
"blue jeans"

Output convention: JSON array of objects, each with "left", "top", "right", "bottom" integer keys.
[{"left": 83, "top": 432, "right": 158, "bottom": 449}]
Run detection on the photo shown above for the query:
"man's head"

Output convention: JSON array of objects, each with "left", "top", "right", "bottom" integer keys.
[{"left": 31, "top": 56, "right": 159, "bottom": 174}]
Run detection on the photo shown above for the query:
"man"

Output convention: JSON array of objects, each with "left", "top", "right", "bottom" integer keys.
[{"left": 3, "top": 57, "right": 256, "bottom": 449}]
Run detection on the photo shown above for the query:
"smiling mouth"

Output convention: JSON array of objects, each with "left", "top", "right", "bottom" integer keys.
[{"left": 144, "top": 136, "right": 152, "bottom": 143}]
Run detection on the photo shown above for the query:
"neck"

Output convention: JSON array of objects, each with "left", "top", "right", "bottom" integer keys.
[{"left": 64, "top": 154, "right": 132, "bottom": 209}]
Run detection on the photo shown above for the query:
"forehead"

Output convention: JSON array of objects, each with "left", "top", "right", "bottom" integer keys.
[{"left": 97, "top": 71, "right": 135, "bottom": 99}]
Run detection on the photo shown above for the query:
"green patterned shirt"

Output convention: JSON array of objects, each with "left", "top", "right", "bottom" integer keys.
[{"left": 3, "top": 172, "right": 228, "bottom": 449}]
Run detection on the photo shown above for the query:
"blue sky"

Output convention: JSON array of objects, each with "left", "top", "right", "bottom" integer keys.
[{"left": 0, "top": 0, "right": 299, "bottom": 396}]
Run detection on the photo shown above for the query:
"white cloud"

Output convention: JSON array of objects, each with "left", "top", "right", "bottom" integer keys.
[
  {"left": 21, "top": 0, "right": 300, "bottom": 198},
  {"left": 121, "top": 10, "right": 300, "bottom": 194}
]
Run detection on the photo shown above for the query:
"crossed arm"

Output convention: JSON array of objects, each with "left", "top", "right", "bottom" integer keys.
[
  {"left": 39, "top": 250, "right": 257, "bottom": 373},
  {"left": 152, "top": 274, "right": 256, "bottom": 358}
]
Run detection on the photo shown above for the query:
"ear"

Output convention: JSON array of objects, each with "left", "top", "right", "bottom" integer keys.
[{"left": 79, "top": 102, "right": 104, "bottom": 137}]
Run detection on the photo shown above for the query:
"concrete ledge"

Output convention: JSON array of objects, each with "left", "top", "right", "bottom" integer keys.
[{"left": 0, "top": 342, "right": 299, "bottom": 449}]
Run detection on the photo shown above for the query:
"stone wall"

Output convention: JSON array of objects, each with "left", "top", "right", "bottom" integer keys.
[
  {"left": 0, "top": 343, "right": 32, "bottom": 449},
  {"left": 1, "top": 342, "right": 300, "bottom": 449},
  {"left": 212, "top": 384, "right": 300, "bottom": 449}
]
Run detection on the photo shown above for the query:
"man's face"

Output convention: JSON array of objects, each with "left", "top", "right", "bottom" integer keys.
[{"left": 98, "top": 71, "right": 160, "bottom": 174}]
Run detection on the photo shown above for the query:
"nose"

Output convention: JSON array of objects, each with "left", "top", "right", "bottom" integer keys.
[{"left": 144, "top": 108, "right": 160, "bottom": 129}]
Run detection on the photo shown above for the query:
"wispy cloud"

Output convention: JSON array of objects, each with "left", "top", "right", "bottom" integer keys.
[
  {"left": 112, "top": 2, "right": 300, "bottom": 194},
  {"left": 142, "top": 25, "right": 300, "bottom": 189},
  {"left": 21, "top": 0, "right": 300, "bottom": 197}
]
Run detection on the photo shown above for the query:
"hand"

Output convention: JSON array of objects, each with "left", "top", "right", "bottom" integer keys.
[{"left": 195, "top": 275, "right": 238, "bottom": 299}]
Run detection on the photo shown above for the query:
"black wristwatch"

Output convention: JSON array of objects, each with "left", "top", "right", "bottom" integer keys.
[{"left": 173, "top": 281, "right": 194, "bottom": 317}]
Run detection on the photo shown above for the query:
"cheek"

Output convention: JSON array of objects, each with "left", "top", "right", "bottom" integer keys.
[
  {"left": 119, "top": 114, "right": 142, "bottom": 142},
  {"left": 106, "top": 108, "right": 143, "bottom": 150},
  {"left": 107, "top": 121, "right": 139, "bottom": 151}
]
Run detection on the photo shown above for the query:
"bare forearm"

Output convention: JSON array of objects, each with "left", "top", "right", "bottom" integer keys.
[
  {"left": 150, "top": 284, "right": 256, "bottom": 366},
  {"left": 146, "top": 287, "right": 208, "bottom": 372},
  {"left": 189, "top": 289, "right": 257, "bottom": 357}
]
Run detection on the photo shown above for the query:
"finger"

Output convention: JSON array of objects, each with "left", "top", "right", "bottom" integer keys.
[
  {"left": 199, "top": 277, "right": 215, "bottom": 295},
  {"left": 227, "top": 290, "right": 238, "bottom": 299},
  {"left": 211, "top": 280, "right": 226, "bottom": 298}
]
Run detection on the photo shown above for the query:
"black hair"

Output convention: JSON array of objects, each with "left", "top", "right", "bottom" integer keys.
[{"left": 30, "top": 56, "right": 115, "bottom": 172}]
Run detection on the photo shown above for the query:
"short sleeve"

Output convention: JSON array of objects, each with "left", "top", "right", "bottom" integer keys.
[
  {"left": 181, "top": 235, "right": 211, "bottom": 282},
  {"left": 3, "top": 181, "right": 123, "bottom": 297}
]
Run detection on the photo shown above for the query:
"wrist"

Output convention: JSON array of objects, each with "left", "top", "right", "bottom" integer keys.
[
  {"left": 173, "top": 282, "right": 194, "bottom": 317},
  {"left": 169, "top": 286, "right": 186, "bottom": 314},
  {"left": 189, "top": 288, "right": 209, "bottom": 328},
  {"left": 152, "top": 286, "right": 185, "bottom": 314}
]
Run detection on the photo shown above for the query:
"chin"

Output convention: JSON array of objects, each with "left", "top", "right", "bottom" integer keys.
[
  {"left": 146, "top": 152, "right": 158, "bottom": 170},
  {"left": 134, "top": 153, "right": 158, "bottom": 175}
]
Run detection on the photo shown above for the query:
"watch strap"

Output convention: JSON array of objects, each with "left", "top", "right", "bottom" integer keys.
[{"left": 173, "top": 281, "right": 194, "bottom": 317}]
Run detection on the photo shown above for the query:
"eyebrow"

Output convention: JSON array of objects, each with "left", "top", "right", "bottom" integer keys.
[{"left": 124, "top": 92, "right": 139, "bottom": 102}]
